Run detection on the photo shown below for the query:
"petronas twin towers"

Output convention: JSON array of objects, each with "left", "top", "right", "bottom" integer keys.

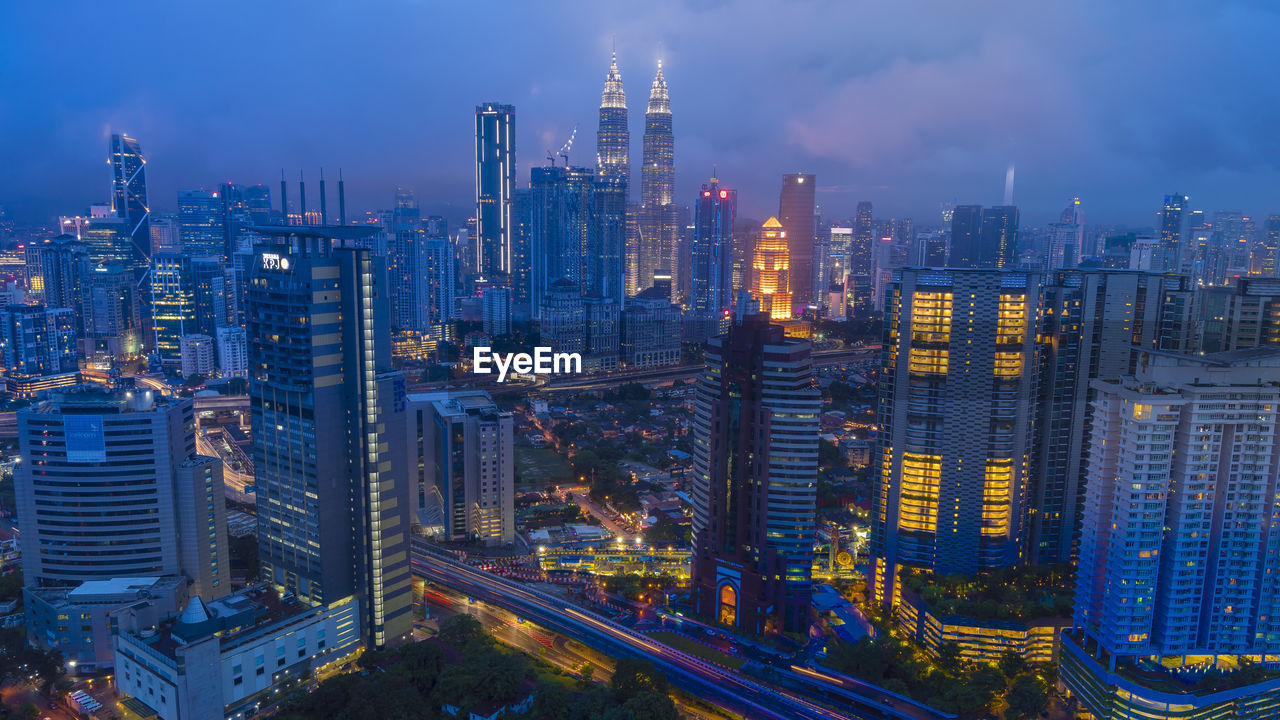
[{"left": 595, "top": 53, "right": 676, "bottom": 300}]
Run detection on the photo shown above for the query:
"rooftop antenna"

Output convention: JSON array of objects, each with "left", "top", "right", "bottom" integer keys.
[
  {"left": 319, "top": 168, "right": 328, "bottom": 225},
  {"left": 338, "top": 169, "right": 347, "bottom": 226},
  {"left": 298, "top": 170, "right": 306, "bottom": 225},
  {"left": 280, "top": 170, "right": 288, "bottom": 224}
]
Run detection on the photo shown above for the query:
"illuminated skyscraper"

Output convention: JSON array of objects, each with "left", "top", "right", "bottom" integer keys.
[
  {"left": 529, "top": 165, "right": 594, "bottom": 318},
  {"left": 1047, "top": 198, "right": 1084, "bottom": 270},
  {"left": 691, "top": 313, "right": 821, "bottom": 632},
  {"left": 1159, "top": 193, "right": 1188, "bottom": 272},
  {"left": 872, "top": 268, "right": 1040, "bottom": 606},
  {"left": 851, "top": 201, "right": 873, "bottom": 276},
  {"left": 1250, "top": 215, "right": 1279, "bottom": 277},
  {"left": 778, "top": 174, "right": 816, "bottom": 308},
  {"left": 686, "top": 178, "right": 735, "bottom": 342},
  {"left": 751, "top": 217, "right": 791, "bottom": 321},
  {"left": 178, "top": 189, "right": 224, "bottom": 258},
  {"left": 980, "top": 205, "right": 1019, "bottom": 268},
  {"left": 248, "top": 226, "right": 413, "bottom": 649},
  {"left": 475, "top": 103, "right": 516, "bottom": 281},
  {"left": 110, "top": 133, "right": 150, "bottom": 278},
  {"left": 639, "top": 61, "right": 676, "bottom": 297},
  {"left": 596, "top": 53, "right": 630, "bottom": 185},
  {"left": 150, "top": 253, "right": 196, "bottom": 363}
]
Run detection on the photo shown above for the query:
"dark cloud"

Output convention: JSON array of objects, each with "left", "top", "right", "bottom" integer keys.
[{"left": 1, "top": 0, "right": 1278, "bottom": 226}]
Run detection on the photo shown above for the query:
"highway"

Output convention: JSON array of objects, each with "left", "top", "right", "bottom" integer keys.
[{"left": 412, "top": 539, "right": 941, "bottom": 720}]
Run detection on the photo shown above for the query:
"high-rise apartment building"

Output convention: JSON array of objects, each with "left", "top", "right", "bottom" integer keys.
[
  {"left": 248, "top": 227, "right": 413, "bottom": 649},
  {"left": 110, "top": 133, "right": 151, "bottom": 278},
  {"left": 24, "top": 235, "right": 89, "bottom": 332},
  {"left": 1062, "top": 348, "right": 1280, "bottom": 718},
  {"left": 179, "top": 333, "right": 216, "bottom": 378},
  {"left": 1199, "top": 277, "right": 1280, "bottom": 352},
  {"left": 1158, "top": 192, "right": 1189, "bottom": 272},
  {"left": 691, "top": 313, "right": 821, "bottom": 633},
  {"left": 687, "top": 178, "right": 736, "bottom": 342},
  {"left": 409, "top": 391, "right": 515, "bottom": 546},
  {"left": 851, "top": 201, "right": 874, "bottom": 276},
  {"left": 0, "top": 305, "right": 79, "bottom": 396},
  {"left": 751, "top": 217, "right": 792, "bottom": 321},
  {"left": 639, "top": 61, "right": 676, "bottom": 297},
  {"left": 1031, "top": 270, "right": 1195, "bottom": 564},
  {"left": 215, "top": 326, "right": 247, "bottom": 378},
  {"left": 621, "top": 287, "right": 682, "bottom": 369},
  {"left": 779, "top": 174, "right": 816, "bottom": 308},
  {"left": 475, "top": 103, "right": 516, "bottom": 281},
  {"left": 540, "top": 278, "right": 585, "bottom": 356},
  {"left": 481, "top": 286, "right": 511, "bottom": 337},
  {"left": 947, "top": 205, "right": 984, "bottom": 268},
  {"left": 979, "top": 205, "right": 1019, "bottom": 269},
  {"left": 82, "top": 262, "right": 142, "bottom": 363},
  {"left": 872, "top": 269, "right": 1040, "bottom": 606}
]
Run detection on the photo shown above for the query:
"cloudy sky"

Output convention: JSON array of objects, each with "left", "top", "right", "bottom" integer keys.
[{"left": 3, "top": 0, "right": 1278, "bottom": 228}]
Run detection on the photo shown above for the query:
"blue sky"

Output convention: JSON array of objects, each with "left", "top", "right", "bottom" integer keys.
[{"left": 2, "top": 0, "right": 1279, "bottom": 227}]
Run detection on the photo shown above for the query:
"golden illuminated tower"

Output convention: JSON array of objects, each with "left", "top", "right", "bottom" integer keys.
[{"left": 751, "top": 217, "right": 791, "bottom": 320}]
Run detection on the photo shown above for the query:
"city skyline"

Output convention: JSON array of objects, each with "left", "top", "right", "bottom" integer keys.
[{"left": 5, "top": 1, "right": 1280, "bottom": 226}]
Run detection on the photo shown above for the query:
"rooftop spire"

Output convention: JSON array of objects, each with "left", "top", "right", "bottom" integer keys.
[
  {"left": 601, "top": 52, "right": 626, "bottom": 109},
  {"left": 647, "top": 59, "right": 670, "bottom": 115}
]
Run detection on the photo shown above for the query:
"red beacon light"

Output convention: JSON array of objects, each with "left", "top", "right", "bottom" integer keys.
[{"left": 719, "top": 190, "right": 728, "bottom": 199}]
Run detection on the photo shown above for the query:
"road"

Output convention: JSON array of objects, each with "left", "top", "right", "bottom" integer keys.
[{"left": 412, "top": 540, "right": 944, "bottom": 720}]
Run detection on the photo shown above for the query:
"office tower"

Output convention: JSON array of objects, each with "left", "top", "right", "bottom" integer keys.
[
  {"left": 82, "top": 262, "right": 142, "bottom": 363},
  {"left": 778, "top": 174, "right": 816, "bottom": 308},
  {"left": 583, "top": 296, "right": 620, "bottom": 372},
  {"left": 540, "top": 279, "right": 585, "bottom": 355},
  {"left": 947, "top": 205, "right": 984, "bottom": 267},
  {"left": 216, "top": 326, "right": 247, "bottom": 378},
  {"left": 151, "top": 253, "right": 196, "bottom": 363},
  {"left": 687, "top": 178, "right": 736, "bottom": 342},
  {"left": 177, "top": 189, "right": 225, "bottom": 259},
  {"left": 24, "top": 235, "right": 89, "bottom": 332},
  {"left": 248, "top": 227, "right": 413, "bottom": 649},
  {"left": 409, "top": 391, "right": 514, "bottom": 545},
  {"left": 387, "top": 188, "right": 428, "bottom": 332},
  {"left": 1031, "top": 270, "right": 1195, "bottom": 565},
  {"left": 475, "top": 103, "right": 516, "bottom": 281},
  {"left": 110, "top": 133, "right": 151, "bottom": 278},
  {"left": 0, "top": 305, "right": 78, "bottom": 395},
  {"left": 1062, "top": 348, "right": 1280, "bottom": 718},
  {"left": 424, "top": 236, "right": 456, "bottom": 331},
  {"left": 621, "top": 287, "right": 682, "bottom": 368},
  {"left": 591, "top": 177, "right": 627, "bottom": 308},
  {"left": 639, "top": 61, "right": 676, "bottom": 297},
  {"left": 979, "top": 205, "right": 1019, "bottom": 268},
  {"left": 179, "top": 334, "right": 215, "bottom": 378},
  {"left": 529, "top": 165, "right": 595, "bottom": 318},
  {"left": 150, "top": 215, "right": 180, "bottom": 253},
  {"left": 691, "top": 313, "right": 821, "bottom": 633},
  {"left": 218, "top": 182, "right": 257, "bottom": 258},
  {"left": 245, "top": 184, "right": 273, "bottom": 226},
  {"left": 1212, "top": 210, "right": 1256, "bottom": 279},
  {"left": 69, "top": 214, "right": 129, "bottom": 266},
  {"left": 872, "top": 269, "right": 1040, "bottom": 606},
  {"left": 510, "top": 189, "right": 532, "bottom": 309},
  {"left": 1047, "top": 198, "right": 1084, "bottom": 270},
  {"left": 1250, "top": 215, "right": 1280, "bottom": 277},
  {"left": 822, "top": 226, "right": 851, "bottom": 309},
  {"left": 1158, "top": 192, "right": 1189, "bottom": 272},
  {"left": 850, "top": 201, "right": 874, "bottom": 276},
  {"left": 751, "top": 217, "right": 792, "bottom": 321},
  {"left": 15, "top": 389, "right": 228, "bottom": 594},
  {"left": 191, "top": 256, "right": 233, "bottom": 336},
  {"left": 596, "top": 52, "right": 630, "bottom": 185},
  {"left": 482, "top": 286, "right": 511, "bottom": 336}
]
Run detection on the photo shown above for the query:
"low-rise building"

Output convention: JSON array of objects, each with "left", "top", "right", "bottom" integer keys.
[
  {"left": 895, "top": 588, "right": 1071, "bottom": 664},
  {"left": 113, "top": 585, "right": 362, "bottom": 720}
]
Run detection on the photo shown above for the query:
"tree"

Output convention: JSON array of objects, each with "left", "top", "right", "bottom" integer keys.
[
  {"left": 615, "top": 690, "right": 679, "bottom": 720},
  {"left": 610, "top": 657, "right": 668, "bottom": 703},
  {"left": 436, "top": 614, "right": 488, "bottom": 650},
  {"left": 934, "top": 641, "right": 962, "bottom": 672},
  {"left": 1005, "top": 673, "right": 1050, "bottom": 720},
  {"left": 577, "top": 664, "right": 595, "bottom": 690},
  {"left": 998, "top": 649, "right": 1028, "bottom": 680}
]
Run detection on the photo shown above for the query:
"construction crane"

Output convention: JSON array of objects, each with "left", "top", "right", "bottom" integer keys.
[{"left": 546, "top": 124, "right": 579, "bottom": 167}]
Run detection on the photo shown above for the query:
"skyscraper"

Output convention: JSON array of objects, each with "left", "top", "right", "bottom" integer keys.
[
  {"left": 691, "top": 313, "right": 821, "bottom": 633},
  {"left": 1062, "top": 348, "right": 1280, "bottom": 718},
  {"left": 82, "top": 262, "right": 142, "bottom": 363},
  {"left": 151, "top": 253, "right": 196, "bottom": 363},
  {"left": 639, "top": 61, "right": 675, "bottom": 298},
  {"left": 24, "top": 235, "right": 89, "bottom": 332},
  {"left": 1251, "top": 215, "right": 1280, "bottom": 277},
  {"left": 751, "top": 217, "right": 791, "bottom": 321},
  {"left": 177, "top": 189, "right": 225, "bottom": 259},
  {"left": 851, "top": 201, "right": 874, "bottom": 276},
  {"left": 1046, "top": 198, "right": 1084, "bottom": 270},
  {"left": 979, "top": 205, "right": 1019, "bottom": 268},
  {"left": 596, "top": 53, "right": 630, "bottom": 186},
  {"left": 1158, "top": 192, "right": 1188, "bottom": 272},
  {"left": 475, "top": 103, "right": 516, "bottom": 281},
  {"left": 1031, "top": 270, "right": 1195, "bottom": 565},
  {"left": 529, "top": 165, "right": 595, "bottom": 318},
  {"left": 947, "top": 205, "right": 984, "bottom": 268},
  {"left": 778, "top": 174, "right": 816, "bottom": 308},
  {"left": 0, "top": 305, "right": 79, "bottom": 395},
  {"left": 248, "top": 226, "right": 413, "bottom": 649},
  {"left": 872, "top": 268, "right": 1040, "bottom": 606},
  {"left": 687, "top": 178, "right": 736, "bottom": 342},
  {"left": 110, "top": 133, "right": 150, "bottom": 278}
]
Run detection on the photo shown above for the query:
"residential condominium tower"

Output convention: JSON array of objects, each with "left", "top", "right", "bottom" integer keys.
[{"left": 872, "top": 268, "right": 1040, "bottom": 606}]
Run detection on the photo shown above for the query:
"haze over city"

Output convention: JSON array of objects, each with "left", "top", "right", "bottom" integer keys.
[{"left": 4, "top": 0, "right": 1280, "bottom": 225}]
